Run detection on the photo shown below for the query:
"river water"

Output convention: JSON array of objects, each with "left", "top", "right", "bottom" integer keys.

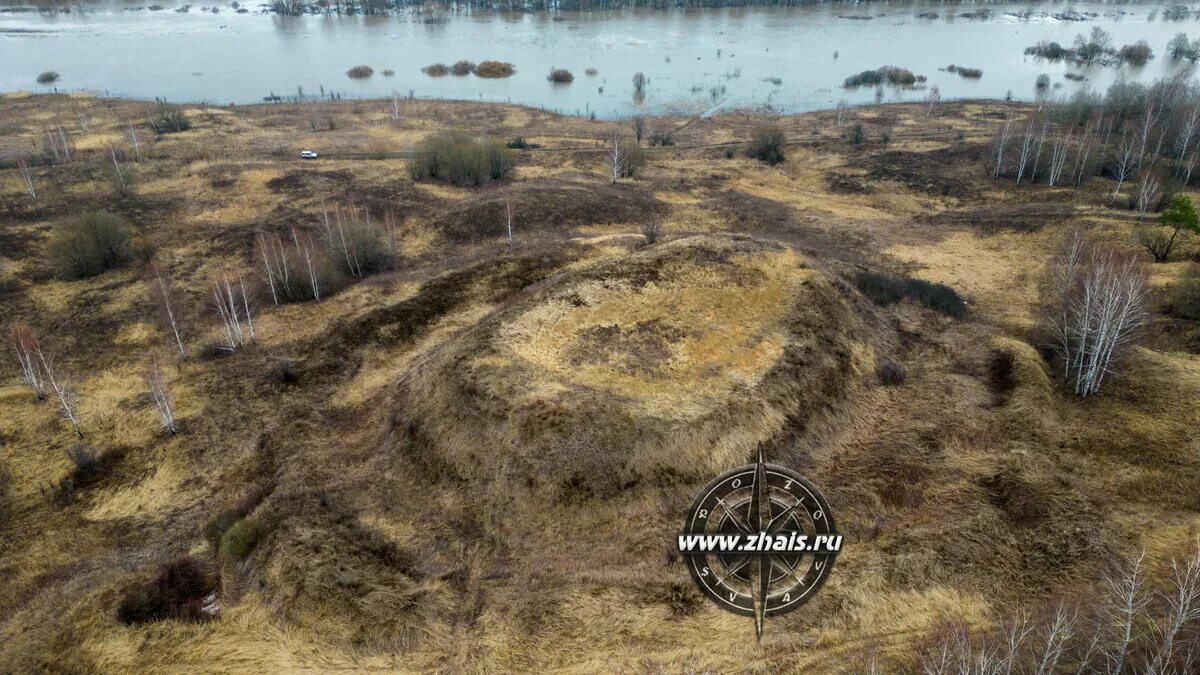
[{"left": 1, "top": 1, "right": 1197, "bottom": 117}]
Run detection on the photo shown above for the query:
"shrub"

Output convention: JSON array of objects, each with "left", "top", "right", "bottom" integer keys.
[
  {"left": 322, "top": 211, "right": 395, "bottom": 277},
  {"left": 422, "top": 63, "right": 449, "bottom": 77},
  {"left": 854, "top": 270, "right": 966, "bottom": 318},
  {"left": 876, "top": 358, "right": 907, "bottom": 386},
  {"left": 346, "top": 65, "right": 374, "bottom": 79},
  {"left": 149, "top": 107, "right": 190, "bottom": 134},
  {"left": 219, "top": 519, "right": 259, "bottom": 560},
  {"left": 548, "top": 68, "right": 574, "bottom": 83},
  {"left": 36, "top": 70, "right": 60, "bottom": 84},
  {"left": 1035, "top": 74, "right": 1051, "bottom": 89},
  {"left": 506, "top": 137, "right": 537, "bottom": 150},
  {"left": 1174, "top": 268, "right": 1200, "bottom": 319},
  {"left": 844, "top": 66, "right": 917, "bottom": 88},
  {"left": 65, "top": 444, "right": 102, "bottom": 482},
  {"left": 409, "top": 131, "right": 514, "bottom": 186},
  {"left": 723, "top": 146, "right": 736, "bottom": 159},
  {"left": 851, "top": 123, "right": 864, "bottom": 145},
  {"left": 1118, "top": 41, "right": 1153, "bottom": 65},
  {"left": 945, "top": 64, "right": 983, "bottom": 78},
  {"left": 381, "top": 69, "right": 395, "bottom": 77},
  {"left": 746, "top": 124, "right": 786, "bottom": 165},
  {"left": 585, "top": 67, "right": 599, "bottom": 76},
  {"left": 476, "top": 60, "right": 515, "bottom": 78},
  {"left": 640, "top": 221, "right": 662, "bottom": 245},
  {"left": 649, "top": 130, "right": 675, "bottom": 147},
  {"left": 116, "top": 556, "right": 214, "bottom": 625},
  {"left": 1024, "top": 40, "right": 1071, "bottom": 60},
  {"left": 618, "top": 139, "right": 646, "bottom": 177},
  {"left": 204, "top": 509, "right": 243, "bottom": 551},
  {"left": 451, "top": 60, "right": 475, "bottom": 76},
  {"left": 48, "top": 211, "right": 135, "bottom": 279}
]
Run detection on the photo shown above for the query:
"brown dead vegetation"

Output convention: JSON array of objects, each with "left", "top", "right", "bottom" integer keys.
[{"left": 0, "top": 93, "right": 1197, "bottom": 672}]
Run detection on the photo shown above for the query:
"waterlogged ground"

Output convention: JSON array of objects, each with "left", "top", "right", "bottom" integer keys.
[{"left": 0, "top": 1, "right": 1198, "bottom": 116}]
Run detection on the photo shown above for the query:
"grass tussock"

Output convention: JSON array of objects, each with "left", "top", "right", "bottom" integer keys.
[{"left": 475, "top": 60, "right": 515, "bottom": 78}]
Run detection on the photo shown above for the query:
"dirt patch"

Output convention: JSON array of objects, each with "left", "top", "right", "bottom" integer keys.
[
  {"left": 429, "top": 179, "right": 667, "bottom": 242},
  {"left": 700, "top": 189, "right": 797, "bottom": 232},
  {"left": 852, "top": 144, "right": 983, "bottom": 198},
  {"left": 922, "top": 202, "right": 1077, "bottom": 233},
  {"left": 265, "top": 169, "right": 355, "bottom": 196}
]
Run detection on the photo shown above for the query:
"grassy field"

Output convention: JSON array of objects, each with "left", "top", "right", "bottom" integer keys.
[{"left": 0, "top": 92, "right": 1198, "bottom": 672}]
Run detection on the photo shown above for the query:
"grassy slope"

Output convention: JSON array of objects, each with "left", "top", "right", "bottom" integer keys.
[{"left": 0, "top": 92, "right": 1197, "bottom": 672}]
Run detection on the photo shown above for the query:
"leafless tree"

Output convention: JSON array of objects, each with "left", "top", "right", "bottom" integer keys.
[
  {"left": 997, "top": 610, "right": 1034, "bottom": 675},
  {"left": 1102, "top": 550, "right": 1149, "bottom": 674},
  {"left": 504, "top": 197, "right": 515, "bottom": 247},
  {"left": 1044, "top": 231, "right": 1149, "bottom": 397},
  {"left": 1015, "top": 117, "right": 1040, "bottom": 184},
  {"left": 9, "top": 323, "right": 46, "bottom": 400},
  {"left": 1132, "top": 172, "right": 1163, "bottom": 219},
  {"left": 1109, "top": 131, "right": 1141, "bottom": 205},
  {"left": 1034, "top": 601, "right": 1078, "bottom": 675},
  {"left": 992, "top": 117, "right": 1014, "bottom": 179},
  {"left": 35, "top": 343, "right": 82, "bottom": 438},
  {"left": 924, "top": 85, "right": 941, "bottom": 119},
  {"left": 125, "top": 120, "right": 143, "bottom": 162},
  {"left": 41, "top": 125, "right": 74, "bottom": 164},
  {"left": 1146, "top": 544, "right": 1200, "bottom": 675},
  {"left": 384, "top": 209, "right": 399, "bottom": 256},
  {"left": 606, "top": 135, "right": 625, "bottom": 184},
  {"left": 291, "top": 227, "right": 322, "bottom": 302},
  {"left": 836, "top": 98, "right": 849, "bottom": 127},
  {"left": 212, "top": 273, "right": 255, "bottom": 351},
  {"left": 256, "top": 232, "right": 294, "bottom": 306},
  {"left": 1173, "top": 104, "right": 1200, "bottom": 178},
  {"left": 73, "top": 105, "right": 90, "bottom": 132},
  {"left": 108, "top": 144, "right": 132, "bottom": 197},
  {"left": 390, "top": 92, "right": 402, "bottom": 124},
  {"left": 147, "top": 261, "right": 186, "bottom": 358},
  {"left": 1073, "top": 118, "right": 1099, "bottom": 187},
  {"left": 1047, "top": 125, "right": 1073, "bottom": 186},
  {"left": 145, "top": 359, "right": 178, "bottom": 434},
  {"left": 16, "top": 155, "right": 36, "bottom": 201},
  {"left": 631, "top": 115, "right": 645, "bottom": 144}
]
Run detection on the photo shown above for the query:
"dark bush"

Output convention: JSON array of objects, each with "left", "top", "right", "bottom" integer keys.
[
  {"left": 451, "top": 60, "right": 475, "bottom": 76},
  {"left": 476, "top": 60, "right": 515, "bottom": 78},
  {"left": 585, "top": 67, "right": 599, "bottom": 76},
  {"left": 1035, "top": 74, "right": 1051, "bottom": 90},
  {"left": 36, "top": 70, "right": 60, "bottom": 84},
  {"left": 1024, "top": 40, "right": 1071, "bottom": 60},
  {"left": 854, "top": 270, "right": 966, "bottom": 318},
  {"left": 506, "top": 137, "right": 539, "bottom": 150},
  {"left": 723, "top": 146, "right": 736, "bottom": 159},
  {"left": 346, "top": 65, "right": 374, "bottom": 79},
  {"left": 989, "top": 349, "right": 1016, "bottom": 397},
  {"left": 65, "top": 444, "right": 102, "bottom": 482},
  {"left": 649, "top": 130, "right": 675, "bottom": 147},
  {"left": 746, "top": 124, "right": 786, "bottom": 165},
  {"left": 381, "top": 69, "right": 395, "bottom": 77},
  {"left": 116, "top": 556, "right": 214, "bottom": 625},
  {"left": 876, "top": 358, "right": 907, "bottom": 386},
  {"left": 844, "top": 66, "right": 917, "bottom": 88},
  {"left": 548, "top": 68, "right": 574, "bottom": 83},
  {"left": 1173, "top": 269, "right": 1200, "bottom": 319},
  {"left": 149, "top": 107, "right": 190, "bottom": 134},
  {"left": 618, "top": 139, "right": 646, "bottom": 177},
  {"left": 851, "top": 123, "right": 864, "bottom": 145},
  {"left": 204, "top": 508, "right": 243, "bottom": 551},
  {"left": 47, "top": 211, "right": 136, "bottom": 279},
  {"left": 945, "top": 64, "right": 983, "bottom": 78},
  {"left": 220, "top": 519, "right": 259, "bottom": 560},
  {"left": 1118, "top": 41, "right": 1153, "bottom": 65},
  {"left": 410, "top": 131, "right": 514, "bottom": 186},
  {"left": 422, "top": 63, "right": 449, "bottom": 77}
]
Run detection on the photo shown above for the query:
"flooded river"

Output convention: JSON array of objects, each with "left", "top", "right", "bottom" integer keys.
[{"left": 1, "top": 1, "right": 1198, "bottom": 117}]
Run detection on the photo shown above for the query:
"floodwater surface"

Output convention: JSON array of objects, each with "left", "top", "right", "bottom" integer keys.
[{"left": 1, "top": 1, "right": 1198, "bottom": 116}]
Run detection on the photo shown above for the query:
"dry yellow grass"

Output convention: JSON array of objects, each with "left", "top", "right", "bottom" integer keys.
[{"left": 2, "top": 93, "right": 1199, "bottom": 673}]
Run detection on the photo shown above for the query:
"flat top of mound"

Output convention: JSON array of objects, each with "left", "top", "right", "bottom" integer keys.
[{"left": 488, "top": 237, "right": 814, "bottom": 417}]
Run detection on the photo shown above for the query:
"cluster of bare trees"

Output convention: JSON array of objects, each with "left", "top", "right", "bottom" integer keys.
[
  {"left": 1043, "top": 231, "right": 1149, "bottom": 398},
  {"left": 212, "top": 273, "right": 257, "bottom": 352},
  {"left": 991, "top": 75, "right": 1200, "bottom": 213},
  {"left": 9, "top": 324, "right": 82, "bottom": 438},
  {"left": 255, "top": 228, "right": 324, "bottom": 304},
  {"left": 905, "top": 543, "right": 1200, "bottom": 675}
]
